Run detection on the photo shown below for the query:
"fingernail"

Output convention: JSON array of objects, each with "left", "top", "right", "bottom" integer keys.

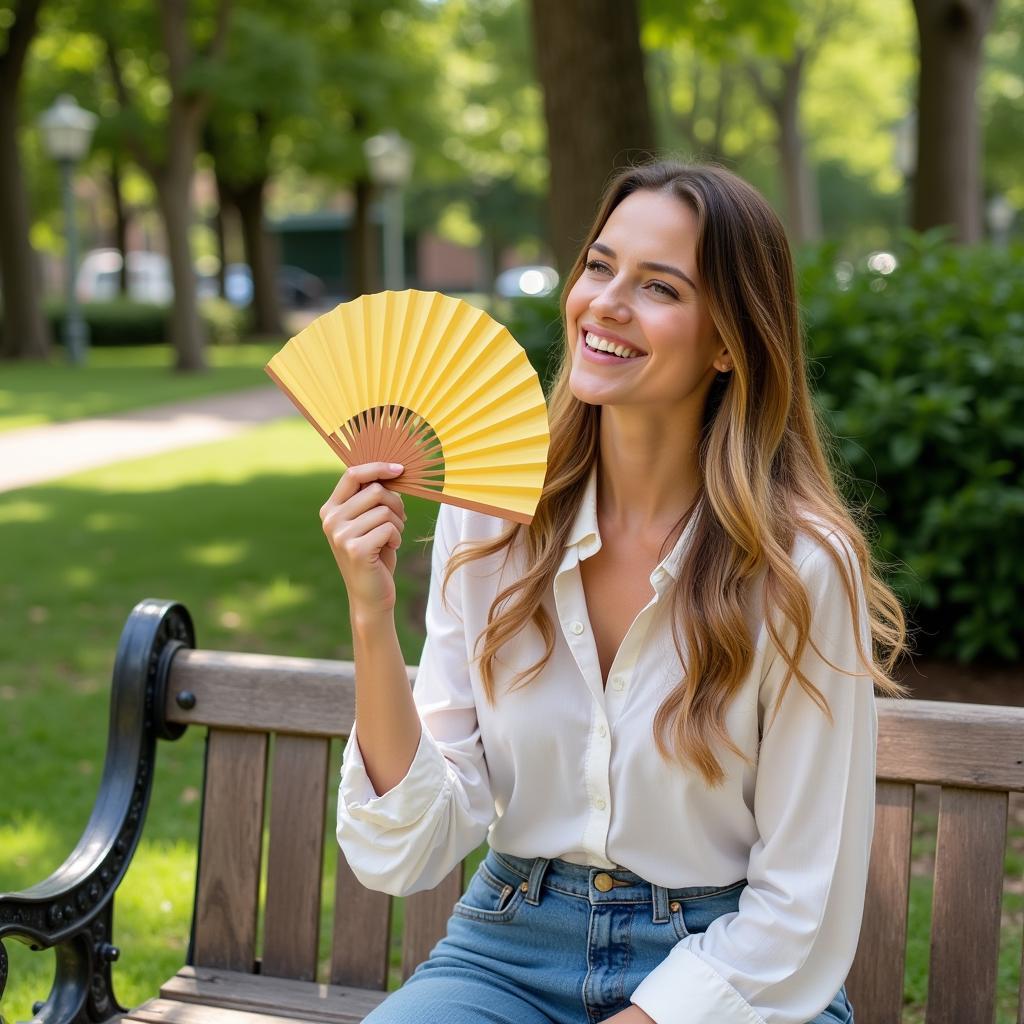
[{"left": 388, "top": 463, "right": 404, "bottom": 473}]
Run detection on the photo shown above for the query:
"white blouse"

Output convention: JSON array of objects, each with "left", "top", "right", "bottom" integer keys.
[{"left": 336, "top": 461, "right": 878, "bottom": 1024}]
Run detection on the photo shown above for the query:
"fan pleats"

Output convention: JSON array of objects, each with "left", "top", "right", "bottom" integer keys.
[{"left": 265, "top": 289, "right": 551, "bottom": 524}]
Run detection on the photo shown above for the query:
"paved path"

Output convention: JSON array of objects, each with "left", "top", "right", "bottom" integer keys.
[{"left": 0, "top": 386, "right": 297, "bottom": 493}]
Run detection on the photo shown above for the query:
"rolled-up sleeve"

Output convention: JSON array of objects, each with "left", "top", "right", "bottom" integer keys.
[
  {"left": 630, "top": 532, "right": 879, "bottom": 1024},
  {"left": 336, "top": 502, "right": 495, "bottom": 897}
]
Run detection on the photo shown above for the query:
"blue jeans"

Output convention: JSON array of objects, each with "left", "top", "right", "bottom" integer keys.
[{"left": 364, "top": 847, "right": 855, "bottom": 1024}]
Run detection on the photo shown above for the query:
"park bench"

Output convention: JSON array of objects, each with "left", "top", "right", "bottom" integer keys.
[{"left": 1, "top": 598, "right": 1022, "bottom": 1024}]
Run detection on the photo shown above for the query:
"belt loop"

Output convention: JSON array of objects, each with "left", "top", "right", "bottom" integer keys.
[
  {"left": 525, "top": 857, "right": 551, "bottom": 906},
  {"left": 651, "top": 882, "right": 670, "bottom": 923}
]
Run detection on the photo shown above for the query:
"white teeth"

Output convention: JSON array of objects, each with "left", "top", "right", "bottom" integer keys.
[{"left": 585, "top": 331, "right": 641, "bottom": 359}]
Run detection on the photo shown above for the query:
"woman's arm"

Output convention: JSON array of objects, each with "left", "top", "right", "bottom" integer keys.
[
  {"left": 629, "top": 532, "right": 878, "bottom": 1024},
  {"left": 349, "top": 609, "right": 423, "bottom": 797},
  {"left": 337, "top": 502, "right": 496, "bottom": 897}
]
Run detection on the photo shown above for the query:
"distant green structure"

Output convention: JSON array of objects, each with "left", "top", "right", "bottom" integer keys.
[{"left": 267, "top": 210, "right": 416, "bottom": 299}]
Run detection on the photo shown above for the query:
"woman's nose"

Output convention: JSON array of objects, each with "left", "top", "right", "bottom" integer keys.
[{"left": 589, "top": 279, "right": 631, "bottom": 321}]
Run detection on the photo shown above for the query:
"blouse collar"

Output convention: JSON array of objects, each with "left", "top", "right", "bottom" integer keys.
[{"left": 561, "top": 461, "right": 699, "bottom": 585}]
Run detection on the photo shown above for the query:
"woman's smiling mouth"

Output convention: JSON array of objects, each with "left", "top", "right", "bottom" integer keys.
[{"left": 580, "top": 330, "right": 647, "bottom": 364}]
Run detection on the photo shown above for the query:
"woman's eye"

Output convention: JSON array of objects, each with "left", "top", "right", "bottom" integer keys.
[
  {"left": 650, "top": 281, "right": 678, "bottom": 299},
  {"left": 585, "top": 259, "right": 609, "bottom": 273}
]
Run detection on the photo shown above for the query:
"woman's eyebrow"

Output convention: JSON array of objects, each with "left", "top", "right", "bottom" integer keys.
[{"left": 589, "top": 242, "right": 698, "bottom": 292}]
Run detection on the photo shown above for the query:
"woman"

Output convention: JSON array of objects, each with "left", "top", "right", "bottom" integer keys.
[{"left": 322, "top": 161, "right": 910, "bottom": 1024}]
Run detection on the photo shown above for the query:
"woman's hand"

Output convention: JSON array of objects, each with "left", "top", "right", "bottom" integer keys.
[{"left": 320, "top": 461, "right": 407, "bottom": 620}]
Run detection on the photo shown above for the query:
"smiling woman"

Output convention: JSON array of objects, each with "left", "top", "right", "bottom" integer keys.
[{"left": 334, "top": 161, "right": 910, "bottom": 1024}]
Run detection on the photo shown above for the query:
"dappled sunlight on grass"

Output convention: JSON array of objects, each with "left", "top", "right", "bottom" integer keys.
[
  {"left": 184, "top": 539, "right": 251, "bottom": 568},
  {"left": 83, "top": 510, "right": 137, "bottom": 533},
  {"left": 0, "top": 343, "right": 282, "bottom": 433},
  {"left": 0, "top": 499, "right": 52, "bottom": 525},
  {"left": 0, "top": 816, "right": 62, "bottom": 884},
  {"left": 0, "top": 418, "right": 435, "bottom": 667}
]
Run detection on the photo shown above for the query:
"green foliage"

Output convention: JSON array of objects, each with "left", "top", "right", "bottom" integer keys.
[
  {"left": 26, "top": 298, "right": 249, "bottom": 347},
  {"left": 497, "top": 294, "right": 565, "bottom": 393},
  {"left": 199, "top": 297, "right": 249, "bottom": 346},
  {"left": 982, "top": 0, "right": 1024, "bottom": 207},
  {"left": 800, "top": 233, "right": 1024, "bottom": 662}
]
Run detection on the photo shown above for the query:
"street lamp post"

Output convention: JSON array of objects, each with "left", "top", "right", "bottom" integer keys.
[
  {"left": 363, "top": 131, "right": 413, "bottom": 291},
  {"left": 39, "top": 94, "right": 98, "bottom": 365}
]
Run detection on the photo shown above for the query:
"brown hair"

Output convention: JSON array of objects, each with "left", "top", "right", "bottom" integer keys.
[{"left": 439, "top": 160, "right": 910, "bottom": 787}]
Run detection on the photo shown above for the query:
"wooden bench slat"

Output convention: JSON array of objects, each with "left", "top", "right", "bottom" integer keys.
[
  {"left": 126, "top": 1000, "right": 304, "bottom": 1024},
  {"left": 166, "top": 650, "right": 412, "bottom": 737},
  {"left": 926, "top": 786, "right": 1008, "bottom": 1024},
  {"left": 262, "top": 734, "right": 331, "bottom": 980},
  {"left": 130, "top": 997, "right": 373, "bottom": 1024},
  {"left": 193, "top": 730, "right": 269, "bottom": 971},
  {"left": 400, "top": 864, "right": 466, "bottom": 982},
  {"left": 846, "top": 781, "right": 915, "bottom": 1024},
  {"left": 331, "top": 843, "right": 392, "bottom": 990},
  {"left": 159, "top": 966, "right": 387, "bottom": 1023},
  {"left": 875, "top": 699, "right": 1024, "bottom": 791}
]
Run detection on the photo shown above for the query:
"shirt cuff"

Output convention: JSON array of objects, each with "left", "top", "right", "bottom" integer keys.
[
  {"left": 339, "top": 720, "right": 447, "bottom": 830},
  {"left": 630, "top": 947, "right": 767, "bottom": 1024}
]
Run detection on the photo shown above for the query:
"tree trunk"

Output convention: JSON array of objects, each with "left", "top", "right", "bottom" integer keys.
[
  {"left": 353, "top": 176, "right": 379, "bottom": 296},
  {"left": 911, "top": 0, "right": 996, "bottom": 242},
  {"left": 156, "top": 155, "right": 207, "bottom": 372},
  {"left": 0, "top": 0, "right": 51, "bottom": 361},
  {"left": 235, "top": 178, "right": 282, "bottom": 335},
  {"left": 528, "top": 0, "right": 655, "bottom": 275},
  {"left": 775, "top": 53, "right": 822, "bottom": 245},
  {"left": 108, "top": 154, "right": 132, "bottom": 294}
]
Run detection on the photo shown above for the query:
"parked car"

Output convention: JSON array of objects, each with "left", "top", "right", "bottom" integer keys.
[
  {"left": 75, "top": 249, "right": 174, "bottom": 304},
  {"left": 76, "top": 249, "right": 326, "bottom": 309},
  {"left": 494, "top": 264, "right": 559, "bottom": 298},
  {"left": 205, "top": 263, "right": 326, "bottom": 309}
]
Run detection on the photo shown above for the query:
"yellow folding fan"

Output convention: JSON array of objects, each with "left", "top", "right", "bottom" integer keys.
[{"left": 264, "top": 289, "right": 551, "bottom": 525}]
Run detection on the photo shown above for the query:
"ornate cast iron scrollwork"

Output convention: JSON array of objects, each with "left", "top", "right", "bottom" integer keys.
[{"left": 0, "top": 599, "right": 194, "bottom": 1023}]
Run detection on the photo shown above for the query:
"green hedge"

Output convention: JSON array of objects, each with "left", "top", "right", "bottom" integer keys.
[
  {"left": 800, "top": 232, "right": 1023, "bottom": 663},
  {"left": 0, "top": 297, "right": 249, "bottom": 347},
  {"left": 501, "top": 235, "right": 1023, "bottom": 663}
]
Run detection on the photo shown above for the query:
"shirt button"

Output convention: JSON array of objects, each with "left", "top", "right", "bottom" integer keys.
[
  {"left": 611, "top": 676, "right": 625, "bottom": 691},
  {"left": 570, "top": 620, "right": 585, "bottom": 635},
  {"left": 595, "top": 797, "right": 607, "bottom": 810},
  {"left": 598, "top": 724, "right": 607, "bottom": 737}
]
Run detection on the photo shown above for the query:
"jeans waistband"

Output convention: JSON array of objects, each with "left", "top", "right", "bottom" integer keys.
[{"left": 487, "top": 848, "right": 746, "bottom": 923}]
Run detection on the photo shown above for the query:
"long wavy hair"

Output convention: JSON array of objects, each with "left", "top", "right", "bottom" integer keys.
[{"left": 439, "top": 160, "right": 910, "bottom": 787}]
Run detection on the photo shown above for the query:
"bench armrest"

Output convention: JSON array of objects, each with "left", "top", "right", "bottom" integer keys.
[{"left": 0, "top": 599, "right": 194, "bottom": 1024}]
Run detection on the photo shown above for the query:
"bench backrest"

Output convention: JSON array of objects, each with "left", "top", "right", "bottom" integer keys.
[{"left": 164, "top": 648, "right": 1024, "bottom": 1024}]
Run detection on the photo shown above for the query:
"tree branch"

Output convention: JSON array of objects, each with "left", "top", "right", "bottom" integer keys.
[
  {"left": 745, "top": 58, "right": 777, "bottom": 109},
  {"left": 202, "top": 0, "right": 232, "bottom": 62},
  {"left": 103, "top": 33, "right": 155, "bottom": 176}
]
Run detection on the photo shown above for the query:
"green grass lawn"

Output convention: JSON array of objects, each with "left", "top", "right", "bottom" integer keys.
[
  {"left": 0, "top": 419, "right": 1020, "bottom": 1021},
  {"left": 0, "top": 343, "right": 284, "bottom": 433}
]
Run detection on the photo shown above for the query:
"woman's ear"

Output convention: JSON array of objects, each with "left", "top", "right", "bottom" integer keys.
[{"left": 713, "top": 348, "right": 733, "bottom": 374}]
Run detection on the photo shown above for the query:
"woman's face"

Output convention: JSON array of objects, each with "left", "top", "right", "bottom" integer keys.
[{"left": 565, "top": 189, "right": 731, "bottom": 410}]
